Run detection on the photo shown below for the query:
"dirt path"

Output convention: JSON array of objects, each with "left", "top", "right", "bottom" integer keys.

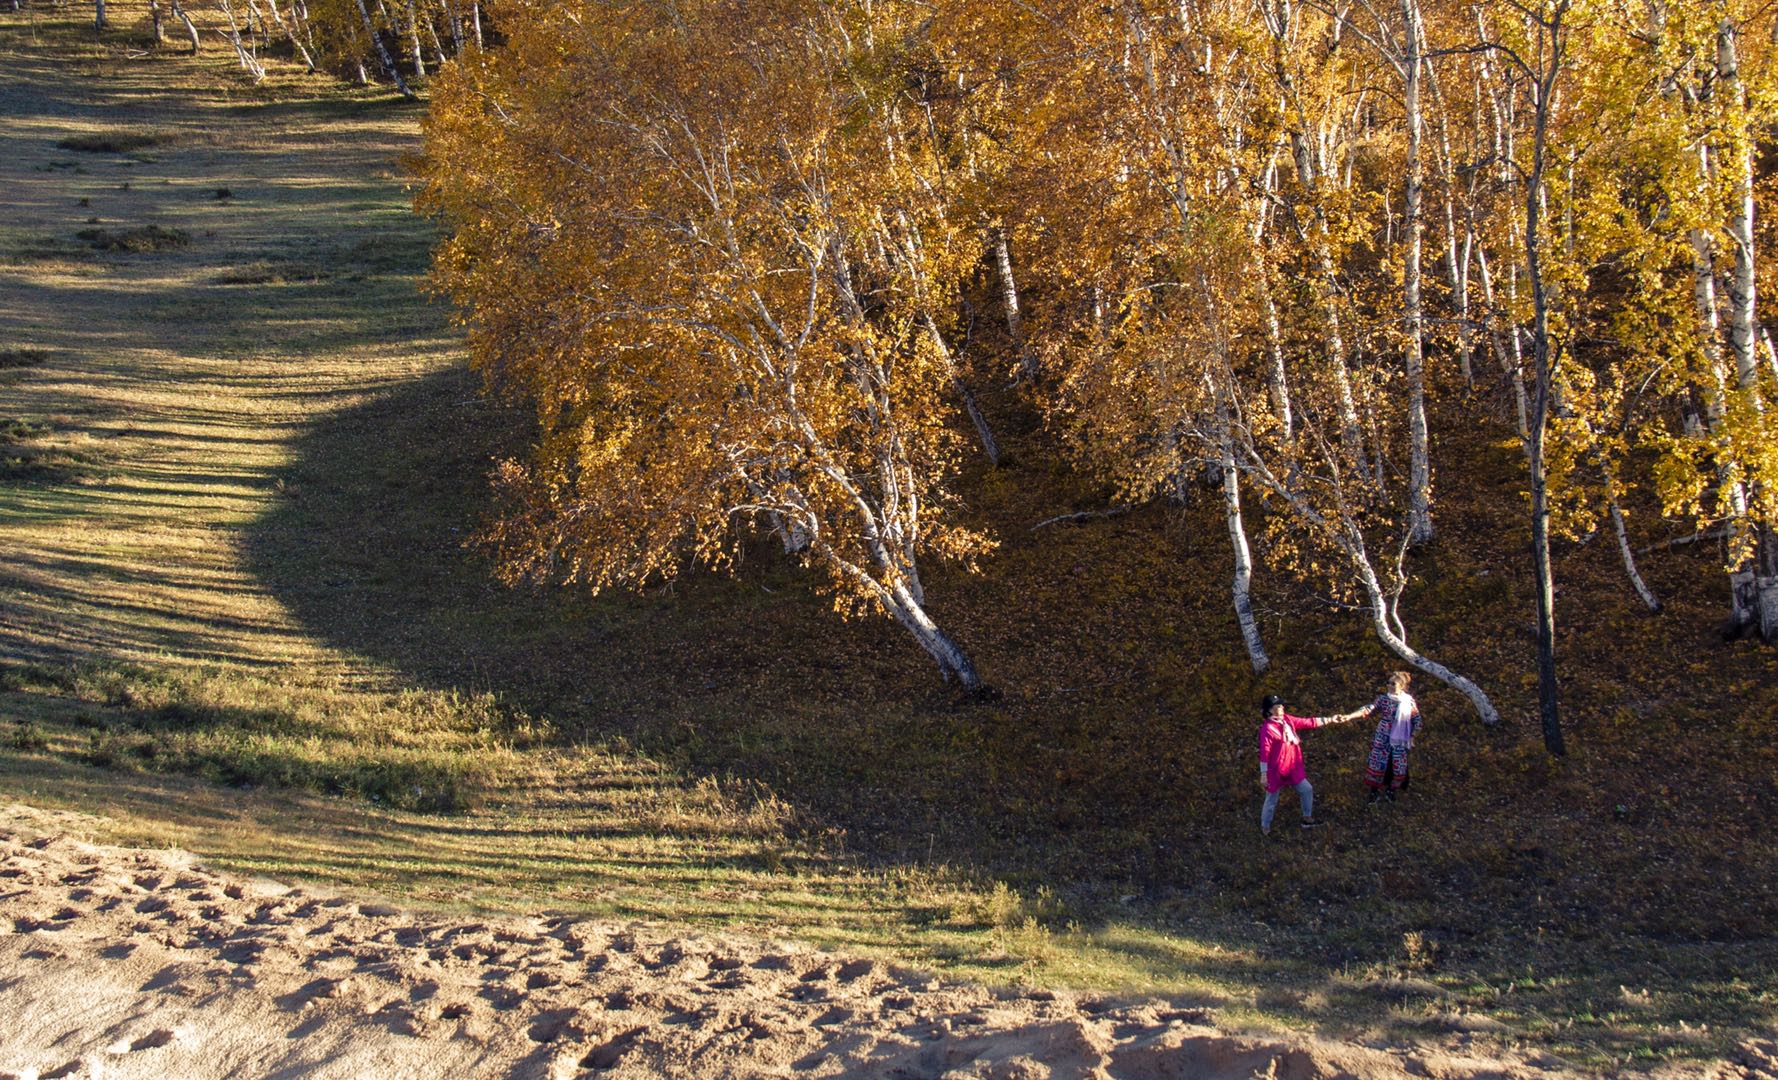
[{"left": 0, "top": 806, "right": 1606, "bottom": 1080}]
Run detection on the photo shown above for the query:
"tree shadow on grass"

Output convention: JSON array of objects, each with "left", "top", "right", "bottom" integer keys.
[
  {"left": 239, "top": 363, "right": 951, "bottom": 796},
  {"left": 230, "top": 362, "right": 1778, "bottom": 1062}
]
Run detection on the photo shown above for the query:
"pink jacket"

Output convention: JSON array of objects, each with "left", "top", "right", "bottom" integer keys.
[{"left": 1258, "top": 713, "right": 1324, "bottom": 793}]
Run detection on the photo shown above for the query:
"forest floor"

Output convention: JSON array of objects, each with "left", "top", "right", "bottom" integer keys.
[{"left": 0, "top": 4, "right": 1774, "bottom": 1075}]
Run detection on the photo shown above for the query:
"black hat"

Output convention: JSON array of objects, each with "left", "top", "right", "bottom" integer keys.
[{"left": 1260, "top": 694, "right": 1286, "bottom": 716}]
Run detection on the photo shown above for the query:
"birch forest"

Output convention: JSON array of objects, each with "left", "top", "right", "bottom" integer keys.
[{"left": 405, "top": 0, "right": 1777, "bottom": 758}]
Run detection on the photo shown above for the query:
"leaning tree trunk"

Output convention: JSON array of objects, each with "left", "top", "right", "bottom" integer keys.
[
  {"left": 219, "top": 0, "right": 266, "bottom": 79},
  {"left": 147, "top": 0, "right": 165, "bottom": 42},
  {"left": 353, "top": 0, "right": 414, "bottom": 97},
  {"left": 1353, "top": 557, "right": 1499, "bottom": 724},
  {"left": 263, "top": 0, "right": 316, "bottom": 70},
  {"left": 887, "top": 580, "right": 981, "bottom": 692},
  {"left": 169, "top": 0, "right": 200, "bottom": 52},
  {"left": 1608, "top": 490, "right": 1662, "bottom": 613},
  {"left": 920, "top": 313, "right": 1002, "bottom": 467}
]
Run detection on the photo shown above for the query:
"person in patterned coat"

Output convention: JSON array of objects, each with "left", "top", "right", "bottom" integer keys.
[{"left": 1353, "top": 671, "right": 1423, "bottom": 801}]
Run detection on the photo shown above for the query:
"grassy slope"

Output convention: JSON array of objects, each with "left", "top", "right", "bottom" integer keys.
[{"left": 0, "top": 7, "right": 1773, "bottom": 1069}]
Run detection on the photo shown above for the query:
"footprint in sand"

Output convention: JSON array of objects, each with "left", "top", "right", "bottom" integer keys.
[
  {"left": 104, "top": 1028, "right": 175, "bottom": 1054},
  {"left": 276, "top": 976, "right": 346, "bottom": 1010},
  {"left": 578, "top": 1026, "right": 644, "bottom": 1070}
]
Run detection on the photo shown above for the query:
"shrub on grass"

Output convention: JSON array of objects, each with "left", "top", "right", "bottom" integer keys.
[
  {"left": 77, "top": 225, "right": 190, "bottom": 252},
  {"left": 56, "top": 131, "right": 167, "bottom": 153},
  {"left": 7, "top": 720, "right": 48, "bottom": 752},
  {"left": 0, "top": 348, "right": 50, "bottom": 369}
]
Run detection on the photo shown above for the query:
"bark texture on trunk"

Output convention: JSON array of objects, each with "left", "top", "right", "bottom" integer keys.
[
  {"left": 1355, "top": 564, "right": 1499, "bottom": 724},
  {"left": 887, "top": 582, "right": 981, "bottom": 692},
  {"left": 1402, "top": 0, "right": 1433, "bottom": 545},
  {"left": 170, "top": 0, "right": 200, "bottom": 52},
  {"left": 406, "top": 0, "right": 426, "bottom": 77}
]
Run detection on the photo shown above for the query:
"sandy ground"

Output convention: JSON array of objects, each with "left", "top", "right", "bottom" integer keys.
[{"left": 2, "top": 807, "right": 1658, "bottom": 1080}]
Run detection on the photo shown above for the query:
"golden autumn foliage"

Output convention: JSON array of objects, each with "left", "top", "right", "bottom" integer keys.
[
  {"left": 420, "top": 0, "right": 1778, "bottom": 725},
  {"left": 420, "top": 0, "right": 996, "bottom": 688}
]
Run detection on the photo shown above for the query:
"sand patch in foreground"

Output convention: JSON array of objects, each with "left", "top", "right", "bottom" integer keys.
[{"left": 0, "top": 806, "right": 1759, "bottom": 1079}]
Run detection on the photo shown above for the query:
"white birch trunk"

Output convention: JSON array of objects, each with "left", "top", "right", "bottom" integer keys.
[
  {"left": 1711, "top": 19, "right": 1771, "bottom": 641},
  {"left": 993, "top": 228, "right": 1037, "bottom": 384},
  {"left": 920, "top": 313, "right": 1002, "bottom": 467},
  {"left": 1401, "top": 0, "right": 1433, "bottom": 544},
  {"left": 262, "top": 0, "right": 316, "bottom": 71},
  {"left": 1609, "top": 494, "right": 1662, "bottom": 613},
  {"left": 169, "top": 0, "right": 200, "bottom": 52},
  {"left": 406, "top": 0, "right": 426, "bottom": 78},
  {"left": 1220, "top": 414, "right": 1270, "bottom": 674},
  {"left": 1361, "top": 572, "right": 1500, "bottom": 725},
  {"left": 354, "top": 0, "right": 413, "bottom": 97},
  {"left": 886, "top": 581, "right": 979, "bottom": 691}
]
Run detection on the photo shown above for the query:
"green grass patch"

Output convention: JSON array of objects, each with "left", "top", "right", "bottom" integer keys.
[{"left": 0, "top": 660, "right": 543, "bottom": 812}]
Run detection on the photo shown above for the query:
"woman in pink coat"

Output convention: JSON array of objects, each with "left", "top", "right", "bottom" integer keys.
[{"left": 1257, "top": 694, "right": 1351, "bottom": 834}]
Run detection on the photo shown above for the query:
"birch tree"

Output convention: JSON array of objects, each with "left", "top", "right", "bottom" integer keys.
[{"left": 421, "top": 0, "right": 995, "bottom": 690}]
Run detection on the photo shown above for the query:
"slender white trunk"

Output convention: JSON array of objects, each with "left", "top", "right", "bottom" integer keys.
[
  {"left": 1362, "top": 572, "right": 1500, "bottom": 724},
  {"left": 1291, "top": 133, "right": 1366, "bottom": 468},
  {"left": 993, "top": 229, "right": 1037, "bottom": 384},
  {"left": 219, "top": 0, "right": 266, "bottom": 79},
  {"left": 887, "top": 581, "right": 981, "bottom": 692},
  {"left": 1402, "top": 0, "right": 1433, "bottom": 544},
  {"left": 1220, "top": 418, "right": 1269, "bottom": 674},
  {"left": 354, "top": 0, "right": 414, "bottom": 96},
  {"left": 1719, "top": 21, "right": 1759, "bottom": 393},
  {"left": 920, "top": 313, "right": 1001, "bottom": 467},
  {"left": 406, "top": 0, "right": 426, "bottom": 78},
  {"left": 1260, "top": 278, "right": 1292, "bottom": 442},
  {"left": 169, "top": 0, "right": 200, "bottom": 52},
  {"left": 1425, "top": 56, "right": 1473, "bottom": 385},
  {"left": 262, "top": 0, "right": 316, "bottom": 70},
  {"left": 1609, "top": 493, "right": 1662, "bottom": 613},
  {"left": 1712, "top": 18, "right": 1772, "bottom": 641},
  {"left": 1254, "top": 159, "right": 1293, "bottom": 442}
]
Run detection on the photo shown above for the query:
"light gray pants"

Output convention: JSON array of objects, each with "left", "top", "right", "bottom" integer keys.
[{"left": 1261, "top": 780, "right": 1313, "bottom": 831}]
